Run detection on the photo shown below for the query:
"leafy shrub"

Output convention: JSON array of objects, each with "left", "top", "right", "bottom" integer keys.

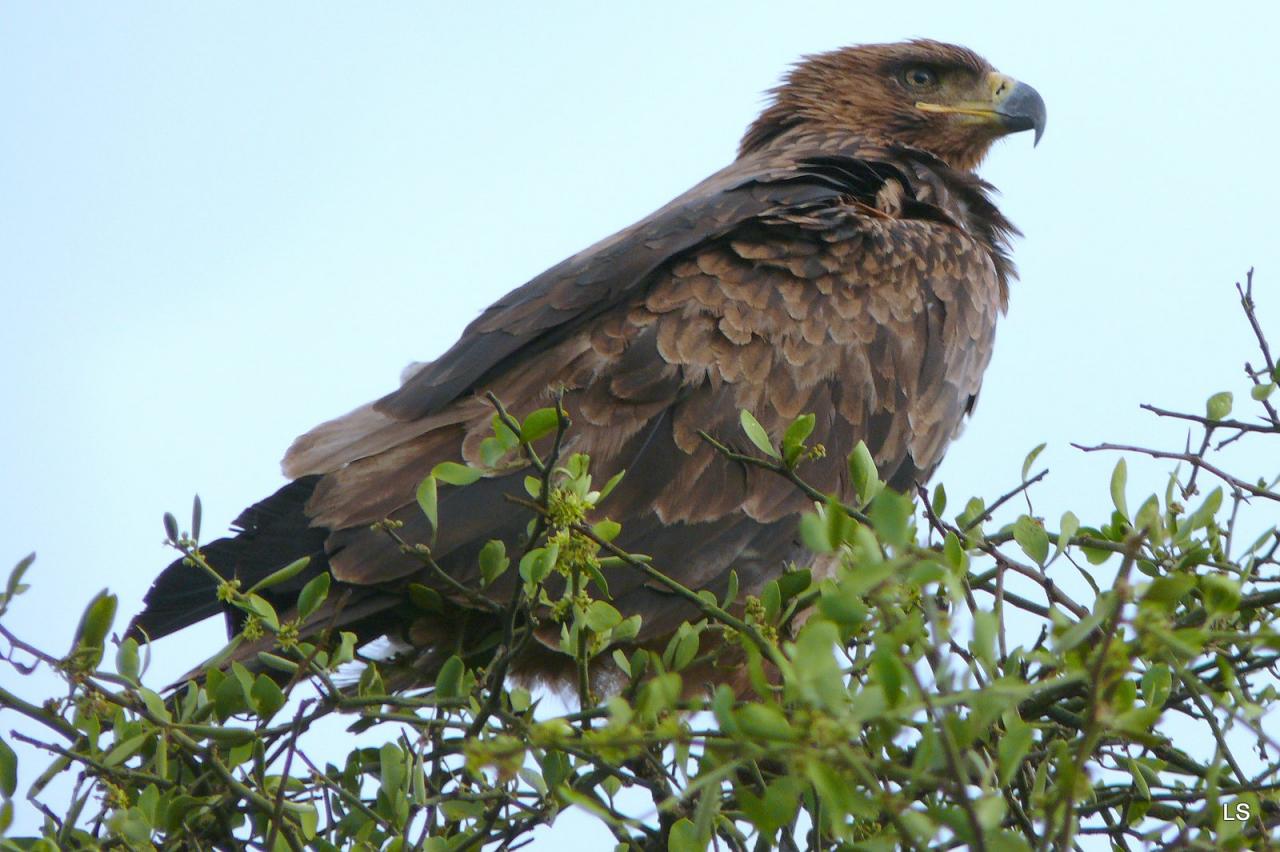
[{"left": 1, "top": 274, "right": 1277, "bottom": 850}]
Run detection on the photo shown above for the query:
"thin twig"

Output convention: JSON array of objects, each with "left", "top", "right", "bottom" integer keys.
[{"left": 1073, "top": 442, "right": 1280, "bottom": 504}]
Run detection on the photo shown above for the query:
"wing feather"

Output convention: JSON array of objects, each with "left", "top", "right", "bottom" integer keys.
[
  {"left": 300, "top": 144, "right": 1005, "bottom": 595},
  {"left": 132, "top": 137, "right": 1011, "bottom": 674}
]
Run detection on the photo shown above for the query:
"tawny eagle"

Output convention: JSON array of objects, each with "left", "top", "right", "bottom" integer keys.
[{"left": 130, "top": 40, "right": 1044, "bottom": 688}]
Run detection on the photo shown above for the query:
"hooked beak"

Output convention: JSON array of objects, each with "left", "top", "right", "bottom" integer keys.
[
  {"left": 916, "top": 71, "right": 1047, "bottom": 146},
  {"left": 989, "top": 73, "right": 1046, "bottom": 145}
]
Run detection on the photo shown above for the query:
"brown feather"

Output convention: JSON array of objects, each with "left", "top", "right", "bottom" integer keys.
[{"left": 129, "top": 40, "right": 1038, "bottom": 698}]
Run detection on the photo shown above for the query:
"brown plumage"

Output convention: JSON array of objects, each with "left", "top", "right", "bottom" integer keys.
[{"left": 130, "top": 39, "right": 1044, "bottom": 691}]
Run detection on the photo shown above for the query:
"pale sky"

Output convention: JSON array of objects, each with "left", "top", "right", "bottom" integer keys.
[{"left": 3, "top": 2, "right": 1278, "bottom": 844}]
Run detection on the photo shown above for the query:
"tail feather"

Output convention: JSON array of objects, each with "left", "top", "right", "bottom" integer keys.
[{"left": 128, "top": 476, "right": 328, "bottom": 641}]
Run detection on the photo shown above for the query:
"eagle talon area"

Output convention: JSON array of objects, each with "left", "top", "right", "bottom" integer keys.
[{"left": 129, "top": 38, "right": 1041, "bottom": 697}]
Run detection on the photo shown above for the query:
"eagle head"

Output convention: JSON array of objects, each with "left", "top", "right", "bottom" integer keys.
[{"left": 741, "top": 39, "right": 1046, "bottom": 171}]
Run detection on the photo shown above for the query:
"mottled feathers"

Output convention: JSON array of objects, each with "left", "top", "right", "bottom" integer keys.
[{"left": 129, "top": 39, "right": 1039, "bottom": 691}]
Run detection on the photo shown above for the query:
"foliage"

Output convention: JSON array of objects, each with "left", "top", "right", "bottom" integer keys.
[{"left": 2, "top": 273, "right": 1279, "bottom": 850}]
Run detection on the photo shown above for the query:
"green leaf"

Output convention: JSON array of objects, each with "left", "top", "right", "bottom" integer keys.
[
  {"left": 520, "top": 407, "right": 562, "bottom": 443},
  {"left": 102, "top": 733, "right": 150, "bottom": 767},
  {"left": 296, "top": 572, "right": 330, "bottom": 620},
  {"left": 943, "top": 531, "right": 965, "bottom": 570},
  {"left": 777, "top": 569, "right": 811, "bottom": 602},
  {"left": 1013, "top": 515, "right": 1049, "bottom": 565},
  {"left": 898, "top": 810, "right": 935, "bottom": 843},
  {"left": 1205, "top": 390, "right": 1233, "bottom": 421},
  {"left": 116, "top": 638, "right": 141, "bottom": 682},
  {"left": 0, "top": 737, "right": 16, "bottom": 798},
  {"left": 1201, "top": 574, "right": 1241, "bottom": 616},
  {"left": 739, "top": 409, "right": 778, "bottom": 458},
  {"left": 435, "top": 655, "right": 464, "bottom": 698},
  {"left": 333, "top": 630, "right": 357, "bottom": 666},
  {"left": 478, "top": 436, "right": 508, "bottom": 467},
  {"left": 509, "top": 687, "right": 532, "bottom": 714},
  {"left": 721, "top": 570, "right": 740, "bottom": 609},
  {"left": 972, "top": 610, "right": 998, "bottom": 669},
  {"left": 523, "top": 475, "right": 542, "bottom": 499},
  {"left": 871, "top": 645, "right": 905, "bottom": 707},
  {"left": 667, "top": 818, "right": 704, "bottom": 852},
  {"left": 70, "top": 590, "right": 117, "bottom": 668},
  {"left": 1079, "top": 528, "right": 1113, "bottom": 565},
  {"left": 478, "top": 539, "right": 509, "bottom": 586},
  {"left": 798, "top": 512, "right": 831, "bottom": 554},
  {"left": 849, "top": 523, "right": 881, "bottom": 565},
  {"left": 416, "top": 474, "right": 438, "bottom": 531},
  {"left": 842, "top": 559, "right": 896, "bottom": 598},
  {"left": 739, "top": 777, "right": 803, "bottom": 836},
  {"left": 27, "top": 754, "right": 70, "bottom": 803},
  {"left": 974, "top": 795, "right": 1008, "bottom": 832},
  {"left": 783, "top": 412, "right": 815, "bottom": 447},
  {"left": 711, "top": 684, "right": 738, "bottom": 733},
  {"left": 231, "top": 661, "right": 255, "bottom": 702},
  {"left": 408, "top": 583, "right": 443, "bottom": 612},
  {"left": 137, "top": 784, "right": 159, "bottom": 825},
  {"left": 440, "top": 799, "right": 484, "bottom": 821},
  {"left": 1053, "top": 610, "right": 1105, "bottom": 652},
  {"left": 636, "top": 672, "right": 682, "bottom": 719},
  {"left": 431, "top": 461, "right": 482, "bottom": 486},
  {"left": 761, "top": 580, "right": 781, "bottom": 623},
  {"left": 956, "top": 496, "right": 986, "bottom": 533},
  {"left": 818, "top": 584, "right": 869, "bottom": 627},
  {"left": 1252, "top": 382, "right": 1275, "bottom": 401},
  {"left": 583, "top": 561, "right": 611, "bottom": 597},
  {"left": 239, "top": 594, "right": 279, "bottom": 631},
  {"left": 997, "top": 719, "right": 1034, "bottom": 785},
  {"left": 247, "top": 556, "right": 310, "bottom": 594},
  {"left": 824, "top": 502, "right": 852, "bottom": 550},
  {"left": 256, "top": 652, "right": 299, "bottom": 675},
  {"left": 518, "top": 546, "right": 557, "bottom": 585},
  {"left": 250, "top": 674, "right": 285, "bottom": 720},
  {"left": 666, "top": 628, "right": 700, "bottom": 672},
  {"left": 380, "top": 743, "right": 406, "bottom": 797},
  {"left": 2, "top": 552, "right": 35, "bottom": 613},
  {"left": 1142, "top": 664, "right": 1172, "bottom": 707},
  {"left": 1113, "top": 705, "right": 1162, "bottom": 735},
  {"left": 1054, "top": 511, "right": 1080, "bottom": 562},
  {"left": 1134, "top": 494, "right": 1163, "bottom": 540},
  {"left": 1126, "top": 758, "right": 1151, "bottom": 800},
  {"left": 735, "top": 703, "right": 797, "bottom": 741},
  {"left": 598, "top": 469, "right": 626, "bottom": 501},
  {"left": 868, "top": 490, "right": 912, "bottom": 549},
  {"left": 1142, "top": 573, "right": 1195, "bottom": 610},
  {"left": 848, "top": 440, "right": 882, "bottom": 505},
  {"left": 584, "top": 600, "right": 623, "bottom": 633},
  {"left": 138, "top": 688, "right": 171, "bottom": 723},
  {"left": 592, "top": 519, "right": 622, "bottom": 542},
  {"left": 985, "top": 830, "right": 1034, "bottom": 852},
  {"left": 163, "top": 511, "right": 180, "bottom": 543},
  {"left": 1110, "top": 458, "right": 1129, "bottom": 520},
  {"left": 1021, "top": 442, "right": 1046, "bottom": 481},
  {"left": 931, "top": 483, "right": 947, "bottom": 517},
  {"left": 907, "top": 558, "right": 946, "bottom": 586},
  {"left": 1186, "top": 487, "right": 1223, "bottom": 531},
  {"left": 490, "top": 414, "right": 520, "bottom": 449},
  {"left": 782, "top": 413, "right": 815, "bottom": 465}
]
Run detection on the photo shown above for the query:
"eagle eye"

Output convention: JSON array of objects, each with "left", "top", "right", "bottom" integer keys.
[{"left": 902, "top": 65, "right": 939, "bottom": 90}]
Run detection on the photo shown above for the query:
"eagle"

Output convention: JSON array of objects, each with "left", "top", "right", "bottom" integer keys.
[{"left": 129, "top": 40, "right": 1044, "bottom": 690}]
